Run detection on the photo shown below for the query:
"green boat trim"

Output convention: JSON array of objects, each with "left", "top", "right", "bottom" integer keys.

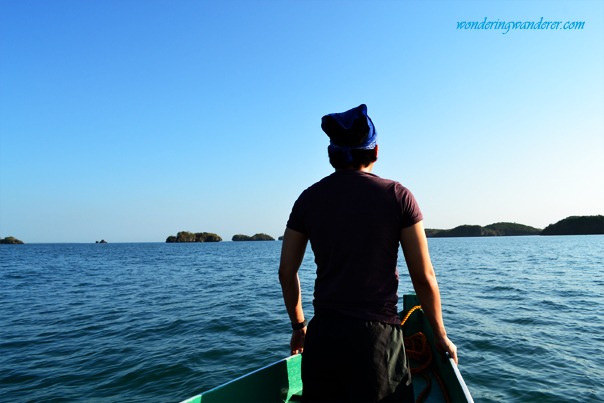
[
  {"left": 181, "top": 294, "right": 473, "bottom": 403},
  {"left": 180, "top": 355, "right": 302, "bottom": 403}
]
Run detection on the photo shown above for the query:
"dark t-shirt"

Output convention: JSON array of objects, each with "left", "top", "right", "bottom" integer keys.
[{"left": 286, "top": 170, "right": 423, "bottom": 324}]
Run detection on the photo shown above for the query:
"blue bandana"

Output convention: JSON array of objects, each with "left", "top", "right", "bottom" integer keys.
[{"left": 321, "top": 104, "right": 377, "bottom": 162}]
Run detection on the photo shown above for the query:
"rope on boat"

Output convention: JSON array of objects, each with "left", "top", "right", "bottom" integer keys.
[
  {"left": 401, "top": 305, "right": 451, "bottom": 403},
  {"left": 400, "top": 305, "right": 422, "bottom": 326}
]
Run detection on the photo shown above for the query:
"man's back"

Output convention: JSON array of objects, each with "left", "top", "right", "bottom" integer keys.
[{"left": 287, "top": 170, "right": 422, "bottom": 324}]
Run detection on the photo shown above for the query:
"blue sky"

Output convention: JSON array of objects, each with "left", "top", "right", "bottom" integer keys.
[{"left": 1, "top": 0, "right": 602, "bottom": 243}]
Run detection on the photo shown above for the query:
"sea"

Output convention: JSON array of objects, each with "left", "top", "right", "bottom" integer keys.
[{"left": 0, "top": 236, "right": 602, "bottom": 402}]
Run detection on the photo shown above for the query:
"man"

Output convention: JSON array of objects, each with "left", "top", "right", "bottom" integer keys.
[{"left": 279, "top": 104, "right": 457, "bottom": 403}]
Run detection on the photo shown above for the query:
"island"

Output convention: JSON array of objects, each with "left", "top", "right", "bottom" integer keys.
[
  {"left": 541, "top": 215, "right": 604, "bottom": 235},
  {"left": 232, "top": 233, "right": 275, "bottom": 241},
  {"left": 426, "top": 222, "right": 541, "bottom": 238},
  {"left": 0, "top": 236, "right": 24, "bottom": 244},
  {"left": 166, "top": 231, "right": 222, "bottom": 243},
  {"left": 425, "top": 216, "right": 603, "bottom": 238}
]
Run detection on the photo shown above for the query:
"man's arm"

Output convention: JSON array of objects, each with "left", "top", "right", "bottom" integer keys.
[
  {"left": 400, "top": 220, "right": 458, "bottom": 364},
  {"left": 278, "top": 228, "right": 309, "bottom": 355}
]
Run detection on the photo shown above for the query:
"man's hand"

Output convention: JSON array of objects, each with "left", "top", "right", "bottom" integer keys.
[
  {"left": 290, "top": 328, "right": 306, "bottom": 355},
  {"left": 435, "top": 335, "right": 458, "bottom": 364}
]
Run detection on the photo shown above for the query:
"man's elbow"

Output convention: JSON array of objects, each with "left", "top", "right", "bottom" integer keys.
[
  {"left": 278, "top": 265, "right": 293, "bottom": 285},
  {"left": 410, "top": 271, "right": 438, "bottom": 292}
]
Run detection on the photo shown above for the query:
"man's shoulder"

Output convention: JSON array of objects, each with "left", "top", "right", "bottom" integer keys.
[
  {"left": 300, "top": 171, "right": 410, "bottom": 195},
  {"left": 303, "top": 172, "right": 342, "bottom": 190},
  {"left": 360, "top": 172, "right": 408, "bottom": 190}
]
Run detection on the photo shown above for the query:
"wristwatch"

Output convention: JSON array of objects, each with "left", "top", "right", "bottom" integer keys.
[{"left": 291, "top": 319, "right": 308, "bottom": 331}]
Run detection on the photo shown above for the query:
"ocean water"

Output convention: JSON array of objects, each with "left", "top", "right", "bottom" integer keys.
[{"left": 0, "top": 236, "right": 602, "bottom": 402}]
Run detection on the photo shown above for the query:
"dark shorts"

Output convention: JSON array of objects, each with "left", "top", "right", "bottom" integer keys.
[{"left": 301, "top": 315, "right": 413, "bottom": 403}]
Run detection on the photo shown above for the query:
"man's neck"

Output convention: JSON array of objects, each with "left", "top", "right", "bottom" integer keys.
[
  {"left": 335, "top": 162, "right": 375, "bottom": 174},
  {"left": 361, "top": 163, "right": 374, "bottom": 173}
]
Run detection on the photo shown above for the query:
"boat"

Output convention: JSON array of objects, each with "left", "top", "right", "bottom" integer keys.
[{"left": 181, "top": 294, "right": 473, "bottom": 403}]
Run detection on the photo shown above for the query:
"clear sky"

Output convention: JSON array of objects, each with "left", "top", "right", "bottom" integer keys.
[{"left": 1, "top": 0, "right": 602, "bottom": 243}]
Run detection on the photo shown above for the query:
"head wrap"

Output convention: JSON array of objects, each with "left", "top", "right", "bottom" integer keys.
[{"left": 321, "top": 104, "right": 377, "bottom": 163}]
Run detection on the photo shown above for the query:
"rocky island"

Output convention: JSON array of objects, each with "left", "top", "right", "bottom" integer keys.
[
  {"left": 166, "top": 231, "right": 222, "bottom": 243},
  {"left": 164, "top": 231, "right": 276, "bottom": 242},
  {"left": 232, "top": 233, "right": 275, "bottom": 241},
  {"left": 0, "top": 236, "right": 24, "bottom": 244}
]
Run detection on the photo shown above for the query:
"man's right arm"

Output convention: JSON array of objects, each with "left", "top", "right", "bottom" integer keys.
[{"left": 279, "top": 228, "right": 309, "bottom": 355}]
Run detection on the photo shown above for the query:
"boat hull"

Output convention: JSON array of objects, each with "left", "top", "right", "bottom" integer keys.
[{"left": 182, "top": 294, "right": 472, "bottom": 402}]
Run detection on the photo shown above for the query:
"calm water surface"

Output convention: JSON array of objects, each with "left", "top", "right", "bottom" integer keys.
[{"left": 1, "top": 236, "right": 602, "bottom": 402}]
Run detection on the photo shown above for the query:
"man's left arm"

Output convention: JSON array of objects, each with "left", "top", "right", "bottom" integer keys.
[{"left": 400, "top": 220, "right": 458, "bottom": 364}]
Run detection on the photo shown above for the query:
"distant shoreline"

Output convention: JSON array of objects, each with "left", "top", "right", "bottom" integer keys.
[
  {"left": 2, "top": 234, "right": 603, "bottom": 245},
  {"left": 425, "top": 215, "right": 603, "bottom": 238},
  {"left": 2, "top": 215, "right": 602, "bottom": 244}
]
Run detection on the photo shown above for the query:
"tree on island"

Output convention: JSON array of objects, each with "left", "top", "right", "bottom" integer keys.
[
  {"left": 425, "top": 216, "right": 602, "bottom": 238},
  {"left": 166, "top": 231, "right": 223, "bottom": 243},
  {"left": 541, "top": 215, "right": 604, "bottom": 235},
  {"left": 426, "top": 223, "right": 541, "bottom": 237},
  {"left": 232, "top": 233, "right": 275, "bottom": 241},
  {"left": 484, "top": 222, "right": 542, "bottom": 236}
]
